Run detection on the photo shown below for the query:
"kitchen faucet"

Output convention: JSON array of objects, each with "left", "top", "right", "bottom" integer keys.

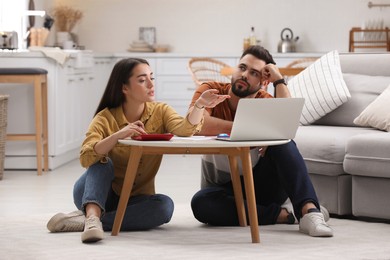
[{"left": 20, "top": 10, "right": 46, "bottom": 49}]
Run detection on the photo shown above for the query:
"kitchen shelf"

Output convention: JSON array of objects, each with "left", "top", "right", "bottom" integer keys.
[{"left": 349, "top": 27, "right": 390, "bottom": 52}]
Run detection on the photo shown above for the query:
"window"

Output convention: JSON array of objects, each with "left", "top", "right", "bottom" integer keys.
[
  {"left": 0, "top": 0, "right": 45, "bottom": 49},
  {"left": 0, "top": 0, "right": 26, "bottom": 31}
]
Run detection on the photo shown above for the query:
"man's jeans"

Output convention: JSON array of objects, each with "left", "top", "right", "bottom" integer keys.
[
  {"left": 191, "top": 141, "right": 319, "bottom": 225},
  {"left": 73, "top": 158, "right": 174, "bottom": 231}
]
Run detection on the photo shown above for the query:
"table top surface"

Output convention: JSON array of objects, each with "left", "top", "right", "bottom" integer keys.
[{"left": 119, "top": 136, "right": 290, "bottom": 148}]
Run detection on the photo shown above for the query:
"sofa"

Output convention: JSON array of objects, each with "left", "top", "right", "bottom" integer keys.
[{"left": 293, "top": 52, "right": 390, "bottom": 220}]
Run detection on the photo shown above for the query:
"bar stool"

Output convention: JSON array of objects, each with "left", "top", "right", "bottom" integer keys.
[{"left": 0, "top": 68, "right": 49, "bottom": 175}]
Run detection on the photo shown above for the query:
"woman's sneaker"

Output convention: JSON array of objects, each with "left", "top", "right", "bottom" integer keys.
[
  {"left": 47, "top": 210, "right": 85, "bottom": 232},
  {"left": 81, "top": 216, "right": 104, "bottom": 243}
]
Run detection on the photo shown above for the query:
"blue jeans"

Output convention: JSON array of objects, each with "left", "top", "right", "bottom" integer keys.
[
  {"left": 73, "top": 158, "right": 174, "bottom": 231},
  {"left": 191, "top": 140, "right": 319, "bottom": 225}
]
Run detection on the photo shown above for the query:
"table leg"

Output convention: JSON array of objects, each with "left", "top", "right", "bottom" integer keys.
[
  {"left": 111, "top": 146, "right": 143, "bottom": 236},
  {"left": 228, "top": 155, "right": 247, "bottom": 227},
  {"left": 240, "top": 147, "right": 260, "bottom": 243}
]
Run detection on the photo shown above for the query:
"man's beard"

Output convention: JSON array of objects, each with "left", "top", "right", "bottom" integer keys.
[{"left": 231, "top": 78, "right": 261, "bottom": 98}]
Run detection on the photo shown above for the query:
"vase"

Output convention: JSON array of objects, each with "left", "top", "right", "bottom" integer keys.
[{"left": 56, "top": 32, "right": 71, "bottom": 48}]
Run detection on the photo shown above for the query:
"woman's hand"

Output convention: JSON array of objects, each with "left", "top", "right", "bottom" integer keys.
[
  {"left": 195, "top": 89, "right": 230, "bottom": 109},
  {"left": 94, "top": 120, "right": 147, "bottom": 155},
  {"left": 188, "top": 89, "right": 230, "bottom": 126},
  {"left": 116, "top": 120, "right": 147, "bottom": 139}
]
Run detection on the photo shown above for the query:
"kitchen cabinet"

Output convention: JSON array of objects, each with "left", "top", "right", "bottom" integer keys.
[
  {"left": 56, "top": 56, "right": 95, "bottom": 156},
  {"left": 93, "top": 57, "right": 115, "bottom": 108},
  {"left": 154, "top": 58, "right": 198, "bottom": 116},
  {"left": 0, "top": 51, "right": 95, "bottom": 170}
]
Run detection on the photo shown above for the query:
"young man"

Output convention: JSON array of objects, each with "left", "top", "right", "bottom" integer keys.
[{"left": 189, "top": 45, "right": 333, "bottom": 237}]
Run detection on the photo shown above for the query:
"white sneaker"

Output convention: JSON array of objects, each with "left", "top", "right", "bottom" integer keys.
[
  {"left": 47, "top": 210, "right": 85, "bottom": 232},
  {"left": 299, "top": 210, "right": 333, "bottom": 237},
  {"left": 81, "top": 216, "right": 104, "bottom": 243},
  {"left": 320, "top": 205, "right": 330, "bottom": 222}
]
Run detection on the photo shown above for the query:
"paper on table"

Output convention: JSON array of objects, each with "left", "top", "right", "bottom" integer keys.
[{"left": 172, "top": 136, "right": 216, "bottom": 141}]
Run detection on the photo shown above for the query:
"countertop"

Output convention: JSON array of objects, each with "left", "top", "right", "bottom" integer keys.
[
  {"left": 99, "top": 51, "right": 325, "bottom": 59},
  {"left": 0, "top": 49, "right": 91, "bottom": 58},
  {"left": 1, "top": 49, "right": 324, "bottom": 59}
]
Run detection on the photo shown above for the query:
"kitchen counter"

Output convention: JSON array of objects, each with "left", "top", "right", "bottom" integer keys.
[
  {"left": 1, "top": 49, "right": 324, "bottom": 63},
  {"left": 0, "top": 49, "right": 86, "bottom": 58},
  {"left": 94, "top": 51, "right": 324, "bottom": 59},
  {"left": 0, "top": 49, "right": 94, "bottom": 68}
]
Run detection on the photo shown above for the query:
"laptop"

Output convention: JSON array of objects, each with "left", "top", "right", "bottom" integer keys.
[{"left": 216, "top": 98, "right": 304, "bottom": 141}]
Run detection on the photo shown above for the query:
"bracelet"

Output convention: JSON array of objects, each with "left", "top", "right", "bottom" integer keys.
[
  {"left": 273, "top": 78, "right": 287, "bottom": 87},
  {"left": 194, "top": 102, "right": 205, "bottom": 109}
]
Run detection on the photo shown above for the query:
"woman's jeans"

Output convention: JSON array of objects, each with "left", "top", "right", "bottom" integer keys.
[
  {"left": 191, "top": 141, "right": 319, "bottom": 225},
  {"left": 73, "top": 158, "right": 174, "bottom": 231}
]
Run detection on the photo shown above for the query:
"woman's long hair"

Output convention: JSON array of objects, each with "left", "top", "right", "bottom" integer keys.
[{"left": 94, "top": 58, "right": 149, "bottom": 116}]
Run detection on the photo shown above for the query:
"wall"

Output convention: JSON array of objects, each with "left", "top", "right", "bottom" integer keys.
[{"left": 41, "top": 0, "right": 390, "bottom": 54}]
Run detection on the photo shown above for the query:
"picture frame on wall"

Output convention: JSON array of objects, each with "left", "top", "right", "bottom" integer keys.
[{"left": 139, "top": 27, "right": 156, "bottom": 46}]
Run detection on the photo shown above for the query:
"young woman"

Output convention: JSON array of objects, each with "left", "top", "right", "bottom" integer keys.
[{"left": 47, "top": 58, "right": 230, "bottom": 243}]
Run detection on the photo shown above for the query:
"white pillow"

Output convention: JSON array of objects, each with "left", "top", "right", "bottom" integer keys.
[
  {"left": 288, "top": 50, "right": 351, "bottom": 125},
  {"left": 353, "top": 84, "right": 390, "bottom": 131}
]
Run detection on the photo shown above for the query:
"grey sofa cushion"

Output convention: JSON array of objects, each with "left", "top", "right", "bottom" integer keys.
[
  {"left": 314, "top": 73, "right": 390, "bottom": 127},
  {"left": 295, "top": 125, "right": 377, "bottom": 176},
  {"left": 344, "top": 132, "right": 390, "bottom": 178}
]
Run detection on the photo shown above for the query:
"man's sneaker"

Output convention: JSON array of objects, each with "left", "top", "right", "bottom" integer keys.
[
  {"left": 281, "top": 199, "right": 330, "bottom": 224},
  {"left": 81, "top": 216, "right": 104, "bottom": 243},
  {"left": 47, "top": 210, "right": 85, "bottom": 232},
  {"left": 320, "top": 205, "right": 330, "bottom": 222},
  {"left": 299, "top": 208, "right": 333, "bottom": 237}
]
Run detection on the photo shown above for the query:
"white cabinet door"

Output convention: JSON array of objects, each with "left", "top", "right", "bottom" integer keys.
[
  {"left": 93, "top": 58, "right": 115, "bottom": 105},
  {"left": 54, "top": 54, "right": 96, "bottom": 155},
  {"left": 55, "top": 70, "right": 90, "bottom": 155},
  {"left": 76, "top": 73, "right": 96, "bottom": 144},
  {"left": 155, "top": 58, "right": 193, "bottom": 115},
  {"left": 155, "top": 76, "right": 195, "bottom": 116}
]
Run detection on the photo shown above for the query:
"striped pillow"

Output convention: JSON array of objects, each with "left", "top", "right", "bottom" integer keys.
[{"left": 288, "top": 50, "right": 351, "bottom": 125}]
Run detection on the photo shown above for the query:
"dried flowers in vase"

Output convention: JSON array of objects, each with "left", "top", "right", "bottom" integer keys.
[{"left": 52, "top": 6, "right": 83, "bottom": 32}]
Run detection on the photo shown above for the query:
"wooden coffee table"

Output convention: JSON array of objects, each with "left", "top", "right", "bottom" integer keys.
[{"left": 111, "top": 136, "right": 290, "bottom": 243}]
